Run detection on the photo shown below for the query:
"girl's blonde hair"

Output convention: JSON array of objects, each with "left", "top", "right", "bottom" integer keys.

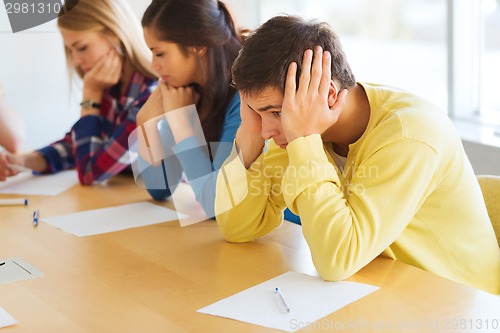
[{"left": 58, "top": 0, "right": 156, "bottom": 80}]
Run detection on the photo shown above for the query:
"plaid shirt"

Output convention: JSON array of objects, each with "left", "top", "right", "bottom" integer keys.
[{"left": 38, "top": 71, "right": 156, "bottom": 185}]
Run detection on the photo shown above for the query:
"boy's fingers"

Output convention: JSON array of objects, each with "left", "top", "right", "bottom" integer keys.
[
  {"left": 298, "top": 49, "right": 313, "bottom": 94},
  {"left": 319, "top": 51, "right": 332, "bottom": 96},
  {"left": 284, "top": 61, "right": 298, "bottom": 97},
  {"left": 309, "top": 46, "right": 323, "bottom": 91}
]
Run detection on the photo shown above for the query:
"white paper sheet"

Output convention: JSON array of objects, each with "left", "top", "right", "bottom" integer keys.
[
  {"left": 42, "top": 202, "right": 188, "bottom": 237},
  {"left": 0, "top": 170, "right": 79, "bottom": 196},
  {"left": 0, "top": 258, "right": 44, "bottom": 284},
  {"left": 198, "top": 271, "right": 380, "bottom": 332},
  {"left": 0, "top": 306, "right": 17, "bottom": 328}
]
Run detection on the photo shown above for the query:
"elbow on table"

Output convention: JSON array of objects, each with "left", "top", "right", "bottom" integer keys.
[
  {"left": 219, "top": 228, "right": 255, "bottom": 243},
  {"left": 78, "top": 177, "right": 94, "bottom": 186},
  {"left": 223, "top": 235, "right": 254, "bottom": 244},
  {"left": 147, "top": 188, "right": 172, "bottom": 201},
  {"left": 216, "top": 220, "right": 255, "bottom": 243},
  {"left": 313, "top": 258, "right": 361, "bottom": 282},
  {"left": 317, "top": 269, "right": 355, "bottom": 282},
  {"left": 316, "top": 266, "right": 358, "bottom": 282},
  {"left": 78, "top": 173, "right": 105, "bottom": 186}
]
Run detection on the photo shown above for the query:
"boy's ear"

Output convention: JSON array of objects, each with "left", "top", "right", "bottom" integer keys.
[{"left": 327, "top": 80, "right": 338, "bottom": 109}]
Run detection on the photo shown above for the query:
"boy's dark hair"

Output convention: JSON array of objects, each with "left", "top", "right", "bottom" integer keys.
[{"left": 232, "top": 15, "right": 356, "bottom": 95}]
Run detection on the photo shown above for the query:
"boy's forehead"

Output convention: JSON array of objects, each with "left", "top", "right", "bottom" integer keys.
[{"left": 244, "top": 86, "right": 283, "bottom": 107}]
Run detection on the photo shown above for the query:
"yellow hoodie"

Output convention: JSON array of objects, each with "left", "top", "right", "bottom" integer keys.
[{"left": 216, "top": 83, "right": 500, "bottom": 294}]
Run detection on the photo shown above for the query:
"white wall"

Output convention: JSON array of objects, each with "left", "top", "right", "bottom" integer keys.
[
  {"left": 224, "top": 0, "right": 261, "bottom": 29},
  {"left": 0, "top": 13, "right": 77, "bottom": 151}
]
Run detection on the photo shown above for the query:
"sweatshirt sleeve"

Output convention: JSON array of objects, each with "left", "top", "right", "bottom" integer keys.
[
  {"left": 283, "top": 134, "right": 439, "bottom": 281},
  {"left": 215, "top": 141, "right": 290, "bottom": 242},
  {"left": 36, "top": 131, "right": 75, "bottom": 173}
]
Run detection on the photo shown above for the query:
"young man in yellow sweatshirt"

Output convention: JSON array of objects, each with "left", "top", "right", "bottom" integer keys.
[{"left": 215, "top": 15, "right": 500, "bottom": 294}]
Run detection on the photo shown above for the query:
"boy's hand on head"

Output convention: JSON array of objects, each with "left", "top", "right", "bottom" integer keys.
[
  {"left": 282, "top": 46, "right": 346, "bottom": 143},
  {"left": 238, "top": 93, "right": 263, "bottom": 138},
  {"left": 235, "top": 92, "right": 265, "bottom": 168}
]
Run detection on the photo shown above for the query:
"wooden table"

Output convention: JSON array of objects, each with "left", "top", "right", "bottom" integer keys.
[{"left": 1, "top": 175, "right": 499, "bottom": 332}]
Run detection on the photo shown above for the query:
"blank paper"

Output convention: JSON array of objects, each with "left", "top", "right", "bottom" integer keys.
[
  {"left": 0, "top": 306, "right": 17, "bottom": 328},
  {"left": 198, "top": 271, "right": 380, "bottom": 332},
  {"left": 0, "top": 170, "right": 79, "bottom": 196},
  {"left": 42, "top": 202, "right": 188, "bottom": 237},
  {"left": 0, "top": 258, "right": 44, "bottom": 284}
]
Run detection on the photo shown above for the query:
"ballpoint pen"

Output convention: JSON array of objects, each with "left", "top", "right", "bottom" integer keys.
[
  {"left": 33, "top": 210, "right": 39, "bottom": 227},
  {"left": 275, "top": 287, "right": 291, "bottom": 313},
  {"left": 0, "top": 198, "right": 28, "bottom": 206}
]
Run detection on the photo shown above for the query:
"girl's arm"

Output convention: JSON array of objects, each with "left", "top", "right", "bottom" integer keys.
[{"left": 72, "top": 76, "right": 155, "bottom": 184}]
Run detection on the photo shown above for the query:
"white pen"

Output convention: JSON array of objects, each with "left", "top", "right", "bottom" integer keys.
[
  {"left": 33, "top": 210, "right": 39, "bottom": 227},
  {"left": 275, "top": 287, "right": 291, "bottom": 313},
  {"left": 0, "top": 198, "right": 28, "bottom": 206}
]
